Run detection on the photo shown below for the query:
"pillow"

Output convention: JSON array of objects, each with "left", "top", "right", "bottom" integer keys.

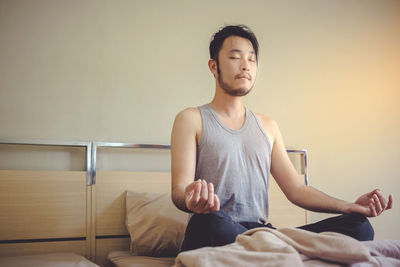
[{"left": 125, "top": 190, "right": 188, "bottom": 257}]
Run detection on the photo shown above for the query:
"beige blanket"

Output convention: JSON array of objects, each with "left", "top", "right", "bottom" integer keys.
[{"left": 173, "top": 227, "right": 374, "bottom": 267}]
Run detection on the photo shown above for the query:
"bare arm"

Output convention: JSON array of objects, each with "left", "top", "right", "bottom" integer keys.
[
  {"left": 264, "top": 117, "right": 393, "bottom": 217},
  {"left": 171, "top": 108, "right": 220, "bottom": 213}
]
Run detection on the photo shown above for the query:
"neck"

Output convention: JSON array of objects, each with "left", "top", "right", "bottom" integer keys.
[{"left": 209, "top": 84, "right": 245, "bottom": 118}]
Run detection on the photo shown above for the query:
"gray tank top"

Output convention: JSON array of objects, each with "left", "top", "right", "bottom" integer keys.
[{"left": 196, "top": 104, "right": 272, "bottom": 223}]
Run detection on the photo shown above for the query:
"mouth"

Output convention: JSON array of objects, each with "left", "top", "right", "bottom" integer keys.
[{"left": 235, "top": 73, "right": 251, "bottom": 81}]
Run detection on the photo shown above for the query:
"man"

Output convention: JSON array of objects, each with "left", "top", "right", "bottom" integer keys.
[{"left": 170, "top": 25, "right": 393, "bottom": 251}]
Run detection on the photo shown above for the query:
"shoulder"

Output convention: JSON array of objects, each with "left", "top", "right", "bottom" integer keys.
[
  {"left": 173, "top": 107, "right": 202, "bottom": 132},
  {"left": 255, "top": 113, "right": 280, "bottom": 145},
  {"left": 172, "top": 107, "right": 202, "bottom": 145},
  {"left": 175, "top": 107, "right": 201, "bottom": 124},
  {"left": 176, "top": 107, "right": 201, "bottom": 117},
  {"left": 255, "top": 113, "right": 279, "bottom": 133}
]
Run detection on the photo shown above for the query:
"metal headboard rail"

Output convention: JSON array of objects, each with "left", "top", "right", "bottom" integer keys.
[
  {"left": 0, "top": 138, "right": 92, "bottom": 185},
  {"left": 91, "top": 142, "right": 170, "bottom": 185},
  {"left": 287, "top": 149, "right": 308, "bottom": 185},
  {"left": 91, "top": 142, "right": 308, "bottom": 186},
  {"left": 0, "top": 139, "right": 308, "bottom": 186}
]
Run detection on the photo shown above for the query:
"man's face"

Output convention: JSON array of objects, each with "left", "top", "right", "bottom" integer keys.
[{"left": 215, "top": 36, "right": 257, "bottom": 96}]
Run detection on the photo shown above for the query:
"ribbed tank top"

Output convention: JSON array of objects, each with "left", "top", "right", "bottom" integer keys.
[{"left": 196, "top": 104, "right": 272, "bottom": 223}]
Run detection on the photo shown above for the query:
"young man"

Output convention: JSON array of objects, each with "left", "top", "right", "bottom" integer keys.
[{"left": 170, "top": 25, "right": 393, "bottom": 251}]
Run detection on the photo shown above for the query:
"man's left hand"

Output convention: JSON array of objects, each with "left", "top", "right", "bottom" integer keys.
[{"left": 350, "top": 189, "right": 393, "bottom": 217}]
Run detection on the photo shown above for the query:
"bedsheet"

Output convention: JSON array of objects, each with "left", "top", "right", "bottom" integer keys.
[
  {"left": 173, "top": 227, "right": 400, "bottom": 267},
  {"left": 0, "top": 252, "right": 99, "bottom": 267},
  {"left": 107, "top": 251, "right": 175, "bottom": 267}
]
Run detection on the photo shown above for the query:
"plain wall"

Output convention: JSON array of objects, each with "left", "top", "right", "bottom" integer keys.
[{"left": 0, "top": 0, "right": 399, "bottom": 239}]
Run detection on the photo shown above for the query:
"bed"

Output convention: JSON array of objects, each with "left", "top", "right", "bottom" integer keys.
[
  {"left": 2, "top": 139, "right": 398, "bottom": 266},
  {"left": 92, "top": 142, "right": 400, "bottom": 267}
]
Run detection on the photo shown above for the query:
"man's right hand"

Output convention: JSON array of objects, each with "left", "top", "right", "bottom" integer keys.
[{"left": 185, "top": 179, "right": 220, "bottom": 214}]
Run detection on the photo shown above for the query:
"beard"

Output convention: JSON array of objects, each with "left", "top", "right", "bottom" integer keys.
[{"left": 217, "top": 65, "right": 254, "bottom": 97}]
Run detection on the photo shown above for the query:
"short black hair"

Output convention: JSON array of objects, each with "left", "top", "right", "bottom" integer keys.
[{"left": 209, "top": 25, "right": 259, "bottom": 63}]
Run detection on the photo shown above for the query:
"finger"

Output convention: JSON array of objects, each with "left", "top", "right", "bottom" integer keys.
[
  {"left": 189, "top": 180, "right": 205, "bottom": 213},
  {"left": 387, "top": 194, "right": 393, "bottom": 210},
  {"left": 185, "top": 189, "right": 194, "bottom": 202},
  {"left": 211, "top": 194, "right": 220, "bottom": 212},
  {"left": 375, "top": 191, "right": 388, "bottom": 210},
  {"left": 184, "top": 182, "right": 197, "bottom": 203},
  {"left": 205, "top": 183, "right": 215, "bottom": 209},
  {"left": 185, "top": 181, "right": 197, "bottom": 192},
  {"left": 185, "top": 181, "right": 197, "bottom": 201},
  {"left": 370, "top": 197, "right": 375, "bottom": 204},
  {"left": 365, "top": 189, "right": 378, "bottom": 198},
  {"left": 369, "top": 203, "right": 377, "bottom": 217},
  {"left": 373, "top": 194, "right": 383, "bottom": 215},
  {"left": 186, "top": 182, "right": 201, "bottom": 210},
  {"left": 196, "top": 180, "right": 208, "bottom": 208},
  {"left": 194, "top": 180, "right": 202, "bottom": 203},
  {"left": 185, "top": 184, "right": 194, "bottom": 197}
]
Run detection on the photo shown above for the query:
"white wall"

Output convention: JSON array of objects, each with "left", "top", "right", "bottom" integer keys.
[{"left": 0, "top": 0, "right": 399, "bottom": 239}]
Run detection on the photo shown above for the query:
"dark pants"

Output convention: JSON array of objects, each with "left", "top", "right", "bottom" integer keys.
[{"left": 181, "top": 211, "right": 374, "bottom": 251}]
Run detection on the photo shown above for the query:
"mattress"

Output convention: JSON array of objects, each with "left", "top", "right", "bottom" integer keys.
[
  {"left": 107, "top": 251, "right": 175, "bottom": 267},
  {"left": 0, "top": 252, "right": 99, "bottom": 267}
]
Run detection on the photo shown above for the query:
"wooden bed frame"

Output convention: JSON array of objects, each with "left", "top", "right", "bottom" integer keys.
[{"left": 0, "top": 140, "right": 308, "bottom": 267}]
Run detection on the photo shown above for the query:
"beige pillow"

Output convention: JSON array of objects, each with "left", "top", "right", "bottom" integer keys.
[{"left": 126, "top": 190, "right": 188, "bottom": 257}]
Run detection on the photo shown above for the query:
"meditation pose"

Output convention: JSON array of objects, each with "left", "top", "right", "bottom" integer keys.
[{"left": 170, "top": 25, "right": 393, "bottom": 251}]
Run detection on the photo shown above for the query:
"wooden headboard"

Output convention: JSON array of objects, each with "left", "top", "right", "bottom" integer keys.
[
  {"left": 93, "top": 171, "right": 171, "bottom": 266},
  {"left": 0, "top": 170, "right": 90, "bottom": 257},
  {"left": 0, "top": 140, "right": 92, "bottom": 261}
]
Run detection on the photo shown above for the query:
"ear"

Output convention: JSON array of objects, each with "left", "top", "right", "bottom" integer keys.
[{"left": 208, "top": 59, "right": 218, "bottom": 77}]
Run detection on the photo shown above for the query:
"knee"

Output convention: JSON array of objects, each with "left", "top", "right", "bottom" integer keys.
[
  {"left": 181, "top": 211, "right": 233, "bottom": 251},
  {"left": 187, "top": 211, "right": 229, "bottom": 232},
  {"left": 349, "top": 214, "right": 375, "bottom": 241},
  {"left": 357, "top": 218, "right": 374, "bottom": 241}
]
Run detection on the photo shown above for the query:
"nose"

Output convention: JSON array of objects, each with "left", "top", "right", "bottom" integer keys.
[{"left": 240, "top": 59, "right": 250, "bottom": 71}]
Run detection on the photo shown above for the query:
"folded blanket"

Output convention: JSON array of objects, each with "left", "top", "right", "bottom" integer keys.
[
  {"left": 238, "top": 227, "right": 371, "bottom": 263},
  {"left": 352, "top": 240, "right": 400, "bottom": 267},
  {"left": 174, "top": 227, "right": 374, "bottom": 267}
]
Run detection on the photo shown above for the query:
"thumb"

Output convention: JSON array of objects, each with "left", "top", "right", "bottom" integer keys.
[
  {"left": 366, "top": 189, "right": 379, "bottom": 197},
  {"left": 185, "top": 182, "right": 196, "bottom": 193},
  {"left": 214, "top": 194, "right": 220, "bottom": 210}
]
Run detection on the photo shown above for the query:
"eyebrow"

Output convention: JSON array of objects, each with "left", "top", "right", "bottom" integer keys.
[{"left": 229, "top": 49, "right": 255, "bottom": 55}]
